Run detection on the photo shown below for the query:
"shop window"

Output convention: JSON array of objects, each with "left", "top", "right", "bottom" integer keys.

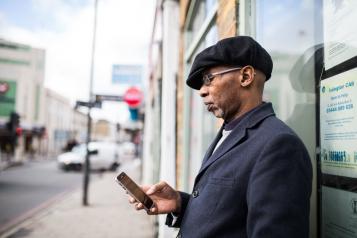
[
  {"left": 319, "top": 1, "right": 357, "bottom": 238},
  {"left": 185, "top": 0, "right": 218, "bottom": 46},
  {"left": 183, "top": 0, "right": 219, "bottom": 190},
  {"left": 250, "top": 0, "right": 324, "bottom": 237},
  {"left": 245, "top": 0, "right": 357, "bottom": 237}
]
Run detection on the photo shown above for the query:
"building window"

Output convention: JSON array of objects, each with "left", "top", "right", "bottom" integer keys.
[
  {"left": 243, "top": 0, "right": 357, "bottom": 237},
  {"left": 182, "top": 0, "right": 219, "bottom": 190}
]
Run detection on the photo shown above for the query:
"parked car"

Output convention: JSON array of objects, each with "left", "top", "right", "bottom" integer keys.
[{"left": 57, "top": 141, "right": 120, "bottom": 171}]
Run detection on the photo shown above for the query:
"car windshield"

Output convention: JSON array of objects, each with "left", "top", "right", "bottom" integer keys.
[{"left": 71, "top": 144, "right": 87, "bottom": 155}]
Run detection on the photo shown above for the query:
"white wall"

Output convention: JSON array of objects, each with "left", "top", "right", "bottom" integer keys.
[{"left": 159, "top": 0, "right": 179, "bottom": 237}]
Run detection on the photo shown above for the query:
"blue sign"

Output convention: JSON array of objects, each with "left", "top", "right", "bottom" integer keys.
[
  {"left": 112, "top": 65, "right": 143, "bottom": 86},
  {"left": 128, "top": 108, "right": 139, "bottom": 121}
]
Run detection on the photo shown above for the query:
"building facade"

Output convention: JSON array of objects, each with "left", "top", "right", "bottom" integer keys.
[
  {"left": 0, "top": 39, "right": 88, "bottom": 161},
  {"left": 44, "top": 88, "right": 87, "bottom": 156},
  {"left": 144, "top": 0, "right": 357, "bottom": 237},
  {"left": 0, "top": 39, "right": 46, "bottom": 161}
]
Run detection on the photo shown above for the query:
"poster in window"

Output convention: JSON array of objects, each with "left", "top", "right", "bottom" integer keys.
[
  {"left": 323, "top": 0, "right": 357, "bottom": 70},
  {"left": 320, "top": 68, "right": 357, "bottom": 178}
]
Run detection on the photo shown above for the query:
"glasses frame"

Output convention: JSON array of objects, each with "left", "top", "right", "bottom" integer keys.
[{"left": 202, "top": 67, "right": 242, "bottom": 86}]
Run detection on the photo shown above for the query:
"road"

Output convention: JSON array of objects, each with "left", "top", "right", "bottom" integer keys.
[{"left": 0, "top": 159, "right": 94, "bottom": 232}]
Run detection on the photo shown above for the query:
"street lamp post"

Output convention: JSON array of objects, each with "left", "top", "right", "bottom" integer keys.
[{"left": 83, "top": 0, "right": 98, "bottom": 206}]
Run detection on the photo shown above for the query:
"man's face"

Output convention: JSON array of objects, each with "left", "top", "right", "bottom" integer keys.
[{"left": 199, "top": 66, "right": 243, "bottom": 122}]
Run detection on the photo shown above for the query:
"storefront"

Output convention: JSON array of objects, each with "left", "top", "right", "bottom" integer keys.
[
  {"left": 242, "top": 1, "right": 357, "bottom": 237},
  {"left": 178, "top": 0, "right": 357, "bottom": 237}
]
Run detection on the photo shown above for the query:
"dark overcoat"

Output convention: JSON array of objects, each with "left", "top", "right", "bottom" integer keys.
[{"left": 166, "top": 102, "right": 312, "bottom": 238}]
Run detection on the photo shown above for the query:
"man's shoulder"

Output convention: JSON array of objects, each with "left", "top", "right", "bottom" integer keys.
[
  {"left": 255, "top": 115, "right": 304, "bottom": 143},
  {"left": 260, "top": 116, "right": 309, "bottom": 151},
  {"left": 264, "top": 115, "right": 296, "bottom": 133},
  {"left": 243, "top": 102, "right": 306, "bottom": 147}
]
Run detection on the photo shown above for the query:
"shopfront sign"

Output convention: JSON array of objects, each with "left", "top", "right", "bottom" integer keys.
[
  {"left": 0, "top": 80, "right": 16, "bottom": 117},
  {"left": 0, "top": 82, "right": 9, "bottom": 94}
]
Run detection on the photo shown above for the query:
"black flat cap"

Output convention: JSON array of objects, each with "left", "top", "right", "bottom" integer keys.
[{"left": 186, "top": 36, "right": 273, "bottom": 90}]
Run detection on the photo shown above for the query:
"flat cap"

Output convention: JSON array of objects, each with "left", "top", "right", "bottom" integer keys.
[{"left": 186, "top": 36, "right": 273, "bottom": 90}]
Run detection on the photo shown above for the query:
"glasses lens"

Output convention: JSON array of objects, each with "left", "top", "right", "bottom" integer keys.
[{"left": 202, "top": 75, "right": 210, "bottom": 85}]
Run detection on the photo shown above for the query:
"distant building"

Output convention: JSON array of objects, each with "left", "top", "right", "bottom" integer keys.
[
  {"left": 92, "top": 119, "right": 116, "bottom": 141},
  {"left": 44, "top": 88, "right": 87, "bottom": 156},
  {"left": 143, "top": 1, "right": 357, "bottom": 237},
  {"left": 72, "top": 110, "right": 87, "bottom": 144},
  {"left": 0, "top": 38, "right": 46, "bottom": 161}
]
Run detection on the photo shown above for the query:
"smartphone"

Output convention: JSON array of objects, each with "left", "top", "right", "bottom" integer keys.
[{"left": 116, "top": 172, "right": 154, "bottom": 211}]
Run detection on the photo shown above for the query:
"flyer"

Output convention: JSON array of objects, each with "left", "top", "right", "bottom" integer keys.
[
  {"left": 323, "top": 0, "right": 357, "bottom": 70},
  {"left": 320, "top": 68, "right": 357, "bottom": 177},
  {"left": 322, "top": 186, "right": 357, "bottom": 238}
]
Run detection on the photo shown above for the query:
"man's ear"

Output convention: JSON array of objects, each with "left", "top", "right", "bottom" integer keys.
[{"left": 240, "top": 66, "right": 255, "bottom": 87}]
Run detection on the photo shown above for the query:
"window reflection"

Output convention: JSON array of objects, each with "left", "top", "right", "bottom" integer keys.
[
  {"left": 186, "top": 0, "right": 217, "bottom": 46},
  {"left": 255, "top": 3, "right": 323, "bottom": 236},
  {"left": 256, "top": 0, "right": 322, "bottom": 157}
]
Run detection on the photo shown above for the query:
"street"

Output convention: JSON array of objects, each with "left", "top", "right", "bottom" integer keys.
[
  {"left": 0, "top": 158, "right": 155, "bottom": 238},
  {"left": 0, "top": 159, "right": 88, "bottom": 232}
]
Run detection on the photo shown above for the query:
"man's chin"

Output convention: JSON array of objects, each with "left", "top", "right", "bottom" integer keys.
[{"left": 212, "top": 110, "right": 223, "bottom": 119}]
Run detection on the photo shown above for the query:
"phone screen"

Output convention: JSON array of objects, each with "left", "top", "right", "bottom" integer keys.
[{"left": 116, "top": 172, "right": 154, "bottom": 211}]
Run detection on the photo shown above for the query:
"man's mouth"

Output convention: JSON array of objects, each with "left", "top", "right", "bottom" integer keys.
[{"left": 205, "top": 103, "right": 214, "bottom": 112}]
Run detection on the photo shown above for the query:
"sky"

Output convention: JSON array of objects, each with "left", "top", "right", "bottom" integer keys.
[{"left": 0, "top": 0, "right": 156, "bottom": 123}]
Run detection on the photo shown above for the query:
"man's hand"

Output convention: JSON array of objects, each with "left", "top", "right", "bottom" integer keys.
[{"left": 128, "top": 181, "right": 181, "bottom": 215}]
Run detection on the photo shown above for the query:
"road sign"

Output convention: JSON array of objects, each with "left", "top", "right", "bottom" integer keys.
[
  {"left": 95, "top": 94, "right": 123, "bottom": 102},
  {"left": 75, "top": 100, "right": 102, "bottom": 109},
  {"left": 123, "top": 87, "right": 142, "bottom": 108}
]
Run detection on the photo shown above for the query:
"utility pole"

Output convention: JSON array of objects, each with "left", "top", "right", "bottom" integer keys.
[{"left": 83, "top": 0, "right": 98, "bottom": 206}]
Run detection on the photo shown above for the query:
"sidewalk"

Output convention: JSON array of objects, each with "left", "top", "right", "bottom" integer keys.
[
  {"left": 0, "top": 159, "right": 156, "bottom": 238},
  {"left": 0, "top": 160, "right": 23, "bottom": 172},
  {"left": 0, "top": 155, "right": 23, "bottom": 172}
]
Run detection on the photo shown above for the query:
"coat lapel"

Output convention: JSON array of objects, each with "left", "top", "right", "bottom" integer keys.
[
  {"left": 195, "top": 124, "right": 247, "bottom": 183},
  {"left": 194, "top": 103, "right": 275, "bottom": 185}
]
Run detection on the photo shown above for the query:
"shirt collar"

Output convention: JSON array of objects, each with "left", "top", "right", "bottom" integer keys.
[{"left": 223, "top": 102, "right": 265, "bottom": 131}]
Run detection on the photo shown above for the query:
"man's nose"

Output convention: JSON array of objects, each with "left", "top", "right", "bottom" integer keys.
[{"left": 199, "top": 85, "right": 208, "bottom": 97}]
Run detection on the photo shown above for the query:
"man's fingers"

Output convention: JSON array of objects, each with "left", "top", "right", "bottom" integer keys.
[
  {"left": 146, "top": 181, "right": 167, "bottom": 195},
  {"left": 135, "top": 203, "right": 144, "bottom": 210},
  {"left": 128, "top": 197, "right": 136, "bottom": 204},
  {"left": 150, "top": 206, "right": 157, "bottom": 214},
  {"left": 145, "top": 205, "right": 157, "bottom": 215},
  {"left": 140, "top": 185, "right": 152, "bottom": 192}
]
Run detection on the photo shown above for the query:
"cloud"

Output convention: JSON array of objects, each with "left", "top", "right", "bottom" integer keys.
[{"left": 0, "top": 0, "right": 156, "bottom": 123}]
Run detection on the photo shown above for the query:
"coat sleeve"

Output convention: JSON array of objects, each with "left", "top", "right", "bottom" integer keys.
[
  {"left": 246, "top": 133, "right": 312, "bottom": 238},
  {"left": 165, "top": 191, "right": 191, "bottom": 228}
]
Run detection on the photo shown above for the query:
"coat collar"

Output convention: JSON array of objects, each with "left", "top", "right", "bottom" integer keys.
[{"left": 194, "top": 102, "right": 275, "bottom": 185}]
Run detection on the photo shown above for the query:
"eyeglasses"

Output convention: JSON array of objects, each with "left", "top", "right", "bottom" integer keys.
[{"left": 202, "top": 67, "right": 242, "bottom": 86}]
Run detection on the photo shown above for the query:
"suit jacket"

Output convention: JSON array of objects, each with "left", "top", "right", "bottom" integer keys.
[{"left": 166, "top": 102, "right": 312, "bottom": 238}]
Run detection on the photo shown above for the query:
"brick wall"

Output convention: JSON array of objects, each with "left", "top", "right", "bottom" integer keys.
[{"left": 217, "top": 0, "right": 237, "bottom": 39}]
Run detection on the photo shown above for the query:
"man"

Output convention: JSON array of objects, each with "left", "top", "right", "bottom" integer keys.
[{"left": 130, "top": 36, "right": 312, "bottom": 238}]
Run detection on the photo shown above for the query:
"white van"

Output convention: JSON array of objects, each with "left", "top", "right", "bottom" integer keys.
[{"left": 57, "top": 141, "right": 120, "bottom": 171}]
